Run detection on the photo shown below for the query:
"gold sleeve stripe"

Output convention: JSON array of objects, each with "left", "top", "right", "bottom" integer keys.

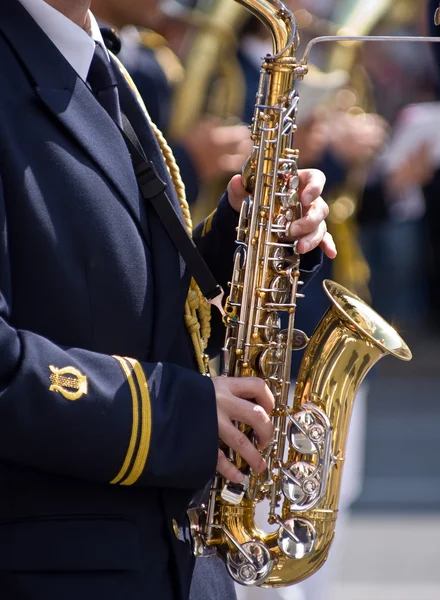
[
  {"left": 120, "top": 358, "right": 152, "bottom": 486},
  {"left": 201, "top": 209, "right": 216, "bottom": 237},
  {"left": 110, "top": 356, "right": 140, "bottom": 485}
]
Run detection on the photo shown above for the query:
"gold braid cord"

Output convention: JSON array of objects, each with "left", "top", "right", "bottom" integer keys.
[{"left": 113, "top": 56, "right": 211, "bottom": 374}]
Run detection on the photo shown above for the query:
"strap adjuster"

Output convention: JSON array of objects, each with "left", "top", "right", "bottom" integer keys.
[{"left": 135, "top": 161, "right": 167, "bottom": 199}]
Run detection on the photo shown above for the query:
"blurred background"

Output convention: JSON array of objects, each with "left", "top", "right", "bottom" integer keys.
[{"left": 92, "top": 0, "right": 440, "bottom": 598}]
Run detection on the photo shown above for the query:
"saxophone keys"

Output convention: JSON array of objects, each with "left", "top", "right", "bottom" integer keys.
[
  {"left": 309, "top": 424, "right": 325, "bottom": 444},
  {"left": 233, "top": 244, "right": 247, "bottom": 271},
  {"left": 186, "top": 507, "right": 217, "bottom": 558},
  {"left": 289, "top": 174, "right": 299, "bottom": 190},
  {"left": 284, "top": 208, "right": 295, "bottom": 221},
  {"left": 291, "top": 329, "right": 309, "bottom": 351},
  {"left": 260, "top": 312, "right": 281, "bottom": 343},
  {"left": 277, "top": 518, "right": 316, "bottom": 560},
  {"left": 302, "top": 478, "right": 319, "bottom": 495},
  {"left": 257, "top": 347, "right": 279, "bottom": 379},
  {"left": 226, "top": 540, "right": 273, "bottom": 586},
  {"left": 268, "top": 275, "right": 290, "bottom": 303},
  {"left": 281, "top": 471, "right": 306, "bottom": 505},
  {"left": 288, "top": 412, "right": 318, "bottom": 454},
  {"left": 281, "top": 462, "right": 320, "bottom": 505}
]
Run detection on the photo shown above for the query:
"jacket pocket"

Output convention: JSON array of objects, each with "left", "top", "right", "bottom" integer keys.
[{"left": 0, "top": 515, "right": 140, "bottom": 571}]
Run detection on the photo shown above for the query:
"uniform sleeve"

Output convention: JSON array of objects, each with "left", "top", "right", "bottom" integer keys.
[
  {"left": 0, "top": 190, "right": 218, "bottom": 491},
  {"left": 193, "top": 192, "right": 323, "bottom": 352}
]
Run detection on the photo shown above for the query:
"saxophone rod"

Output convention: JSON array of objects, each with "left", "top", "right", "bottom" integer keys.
[{"left": 301, "top": 35, "right": 440, "bottom": 65}]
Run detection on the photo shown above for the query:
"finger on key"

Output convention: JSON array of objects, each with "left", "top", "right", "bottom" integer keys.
[
  {"left": 229, "top": 396, "right": 273, "bottom": 450},
  {"left": 217, "top": 448, "right": 244, "bottom": 484},
  {"left": 226, "top": 377, "right": 275, "bottom": 415},
  {"left": 219, "top": 419, "right": 267, "bottom": 474}
]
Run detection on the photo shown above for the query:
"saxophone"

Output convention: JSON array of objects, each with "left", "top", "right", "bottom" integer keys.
[{"left": 189, "top": 0, "right": 412, "bottom": 587}]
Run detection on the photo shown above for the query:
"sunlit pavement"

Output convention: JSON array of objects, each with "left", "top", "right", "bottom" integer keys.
[{"left": 332, "top": 515, "right": 440, "bottom": 600}]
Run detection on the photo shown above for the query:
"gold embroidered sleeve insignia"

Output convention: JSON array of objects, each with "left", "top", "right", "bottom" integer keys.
[{"left": 49, "top": 365, "right": 88, "bottom": 401}]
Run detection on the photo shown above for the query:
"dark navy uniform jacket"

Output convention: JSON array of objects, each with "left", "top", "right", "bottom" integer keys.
[{"left": 0, "top": 2, "right": 321, "bottom": 599}]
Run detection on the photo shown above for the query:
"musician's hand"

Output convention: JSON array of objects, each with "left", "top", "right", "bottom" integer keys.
[
  {"left": 182, "top": 117, "right": 253, "bottom": 183},
  {"left": 329, "top": 112, "right": 388, "bottom": 165},
  {"left": 213, "top": 376, "right": 274, "bottom": 484},
  {"left": 227, "top": 169, "right": 337, "bottom": 259},
  {"left": 290, "top": 168, "right": 336, "bottom": 258},
  {"left": 386, "top": 143, "right": 435, "bottom": 195}
]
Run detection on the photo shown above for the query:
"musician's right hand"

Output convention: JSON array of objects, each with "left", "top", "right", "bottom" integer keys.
[{"left": 212, "top": 376, "right": 274, "bottom": 483}]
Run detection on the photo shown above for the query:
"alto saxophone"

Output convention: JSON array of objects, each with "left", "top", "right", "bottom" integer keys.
[{"left": 189, "top": 0, "right": 412, "bottom": 588}]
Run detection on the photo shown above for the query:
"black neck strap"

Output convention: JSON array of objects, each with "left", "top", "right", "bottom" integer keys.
[{"left": 120, "top": 113, "right": 223, "bottom": 304}]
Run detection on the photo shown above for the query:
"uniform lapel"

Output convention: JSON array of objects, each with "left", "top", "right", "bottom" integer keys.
[
  {"left": 0, "top": 0, "right": 149, "bottom": 250},
  {"left": 36, "top": 83, "right": 145, "bottom": 232},
  {"left": 114, "top": 64, "right": 190, "bottom": 361}
]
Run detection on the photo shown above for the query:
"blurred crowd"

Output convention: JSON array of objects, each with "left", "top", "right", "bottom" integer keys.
[
  {"left": 92, "top": 0, "right": 440, "bottom": 337},
  {"left": 89, "top": 1, "right": 438, "bottom": 600}
]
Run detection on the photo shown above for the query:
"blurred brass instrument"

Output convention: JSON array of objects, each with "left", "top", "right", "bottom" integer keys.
[
  {"left": 167, "top": 0, "right": 250, "bottom": 222},
  {"left": 168, "top": 0, "right": 248, "bottom": 139},
  {"left": 299, "top": 0, "right": 419, "bottom": 297},
  {"left": 188, "top": 0, "right": 412, "bottom": 588},
  {"left": 327, "top": 1, "right": 396, "bottom": 298},
  {"left": 301, "top": 1, "right": 393, "bottom": 298}
]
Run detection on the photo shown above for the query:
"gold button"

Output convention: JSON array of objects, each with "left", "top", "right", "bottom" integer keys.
[{"left": 172, "top": 519, "right": 180, "bottom": 540}]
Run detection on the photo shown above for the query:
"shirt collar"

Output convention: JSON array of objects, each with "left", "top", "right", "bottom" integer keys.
[{"left": 17, "top": 0, "right": 108, "bottom": 81}]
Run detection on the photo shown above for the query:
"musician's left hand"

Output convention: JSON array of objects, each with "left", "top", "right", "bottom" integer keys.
[{"left": 227, "top": 169, "right": 337, "bottom": 259}]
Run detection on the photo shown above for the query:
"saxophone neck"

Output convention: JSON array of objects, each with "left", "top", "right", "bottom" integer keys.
[{"left": 235, "top": 0, "right": 300, "bottom": 57}]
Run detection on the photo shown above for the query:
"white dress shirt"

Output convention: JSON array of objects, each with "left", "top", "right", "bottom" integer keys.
[{"left": 17, "top": 0, "right": 107, "bottom": 81}]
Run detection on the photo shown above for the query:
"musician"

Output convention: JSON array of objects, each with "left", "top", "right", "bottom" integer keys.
[{"left": 0, "top": 1, "right": 335, "bottom": 599}]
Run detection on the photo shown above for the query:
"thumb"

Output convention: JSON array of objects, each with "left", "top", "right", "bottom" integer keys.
[{"left": 227, "top": 174, "right": 248, "bottom": 212}]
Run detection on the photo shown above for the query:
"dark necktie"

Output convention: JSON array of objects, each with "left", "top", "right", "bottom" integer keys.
[{"left": 87, "top": 42, "right": 122, "bottom": 127}]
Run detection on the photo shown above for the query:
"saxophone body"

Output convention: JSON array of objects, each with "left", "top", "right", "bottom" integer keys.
[{"left": 189, "top": 0, "right": 412, "bottom": 588}]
